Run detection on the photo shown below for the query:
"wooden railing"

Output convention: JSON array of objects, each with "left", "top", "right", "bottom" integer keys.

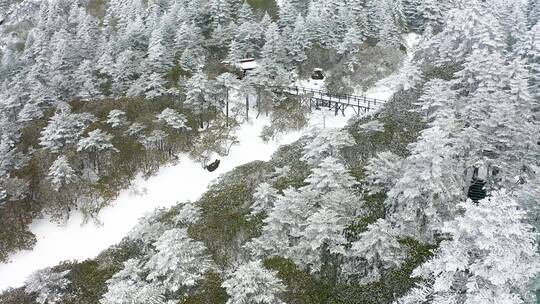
[
  {"left": 272, "top": 85, "right": 386, "bottom": 115},
  {"left": 281, "top": 86, "right": 386, "bottom": 106}
]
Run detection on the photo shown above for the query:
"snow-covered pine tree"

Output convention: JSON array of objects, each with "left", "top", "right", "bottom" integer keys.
[
  {"left": 77, "top": 129, "right": 118, "bottom": 170},
  {"left": 399, "top": 191, "right": 540, "bottom": 303},
  {"left": 125, "top": 122, "right": 147, "bottom": 139},
  {"left": 145, "top": 228, "right": 213, "bottom": 293},
  {"left": 39, "top": 108, "right": 96, "bottom": 153},
  {"left": 155, "top": 108, "right": 191, "bottom": 132},
  {"left": 344, "top": 219, "right": 406, "bottom": 283},
  {"left": 384, "top": 121, "right": 465, "bottom": 240},
  {"left": 215, "top": 72, "right": 239, "bottom": 125},
  {"left": 301, "top": 128, "right": 355, "bottom": 166},
  {"left": 179, "top": 24, "right": 207, "bottom": 72},
  {"left": 278, "top": 0, "right": 298, "bottom": 30},
  {"left": 185, "top": 70, "right": 210, "bottom": 129},
  {"left": 17, "top": 102, "right": 44, "bottom": 123},
  {"left": 522, "top": 22, "right": 540, "bottom": 102},
  {"left": 77, "top": 129, "right": 118, "bottom": 154},
  {"left": 47, "top": 155, "right": 76, "bottom": 191},
  {"left": 106, "top": 109, "right": 127, "bottom": 128},
  {"left": 338, "top": 25, "right": 366, "bottom": 55},
  {"left": 237, "top": 1, "right": 256, "bottom": 25},
  {"left": 75, "top": 60, "right": 103, "bottom": 101},
  {"left": 379, "top": 0, "right": 402, "bottom": 47},
  {"left": 147, "top": 25, "right": 174, "bottom": 75},
  {"left": 365, "top": 151, "right": 404, "bottom": 194},
  {"left": 247, "top": 187, "right": 312, "bottom": 259},
  {"left": 222, "top": 260, "right": 286, "bottom": 304},
  {"left": 174, "top": 202, "right": 202, "bottom": 226},
  {"left": 528, "top": 0, "right": 540, "bottom": 26},
  {"left": 257, "top": 22, "right": 289, "bottom": 83},
  {"left": 286, "top": 15, "right": 308, "bottom": 64},
  {"left": 144, "top": 72, "right": 168, "bottom": 99},
  {"left": 141, "top": 130, "right": 168, "bottom": 151},
  {"left": 250, "top": 182, "right": 279, "bottom": 217},
  {"left": 303, "top": 156, "right": 358, "bottom": 193},
  {"left": 208, "top": 0, "right": 234, "bottom": 28},
  {"left": 101, "top": 259, "right": 165, "bottom": 304},
  {"left": 25, "top": 267, "right": 70, "bottom": 304}
]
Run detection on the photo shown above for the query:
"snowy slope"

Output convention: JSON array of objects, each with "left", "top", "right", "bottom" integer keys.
[{"left": 0, "top": 33, "right": 421, "bottom": 291}]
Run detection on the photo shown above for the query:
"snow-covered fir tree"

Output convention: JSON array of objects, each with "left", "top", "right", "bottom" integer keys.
[
  {"left": 398, "top": 191, "right": 540, "bottom": 304},
  {"left": 39, "top": 108, "right": 97, "bottom": 153},
  {"left": 222, "top": 260, "right": 286, "bottom": 304},
  {"left": 25, "top": 267, "right": 70, "bottom": 304},
  {"left": 145, "top": 228, "right": 214, "bottom": 293},
  {"left": 155, "top": 108, "right": 191, "bottom": 132},
  {"left": 47, "top": 155, "right": 76, "bottom": 191},
  {"left": 106, "top": 109, "right": 127, "bottom": 128}
]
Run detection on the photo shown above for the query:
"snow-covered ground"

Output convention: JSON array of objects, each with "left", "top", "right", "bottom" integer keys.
[{"left": 0, "top": 33, "right": 421, "bottom": 291}]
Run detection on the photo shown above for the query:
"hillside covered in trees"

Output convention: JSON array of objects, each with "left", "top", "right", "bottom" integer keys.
[{"left": 0, "top": 0, "right": 540, "bottom": 303}]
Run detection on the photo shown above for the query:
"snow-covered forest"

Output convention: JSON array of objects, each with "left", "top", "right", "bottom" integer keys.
[{"left": 0, "top": 0, "right": 539, "bottom": 303}]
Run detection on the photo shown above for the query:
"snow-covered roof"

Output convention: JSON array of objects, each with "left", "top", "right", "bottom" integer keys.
[{"left": 238, "top": 58, "right": 257, "bottom": 70}]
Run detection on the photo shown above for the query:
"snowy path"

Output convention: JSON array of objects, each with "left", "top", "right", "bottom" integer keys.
[{"left": 0, "top": 33, "right": 421, "bottom": 291}]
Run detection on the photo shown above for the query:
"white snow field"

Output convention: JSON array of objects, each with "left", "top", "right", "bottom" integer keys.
[{"left": 0, "top": 33, "right": 420, "bottom": 291}]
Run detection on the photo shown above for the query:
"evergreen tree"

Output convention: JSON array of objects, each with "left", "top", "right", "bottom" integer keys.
[
  {"left": 365, "top": 152, "right": 404, "bottom": 194},
  {"left": 222, "top": 260, "right": 286, "bottom": 304},
  {"left": 174, "top": 202, "right": 202, "bottom": 225},
  {"left": 39, "top": 109, "right": 96, "bottom": 153},
  {"left": 101, "top": 259, "right": 165, "bottom": 304},
  {"left": 301, "top": 128, "right": 355, "bottom": 166},
  {"left": 215, "top": 72, "right": 239, "bottom": 125},
  {"left": 400, "top": 191, "right": 540, "bottom": 303},
  {"left": 257, "top": 22, "right": 289, "bottom": 82},
  {"left": 185, "top": 70, "right": 210, "bottom": 128},
  {"left": 145, "top": 228, "right": 213, "bottom": 293},
  {"left": 48, "top": 28, "right": 76, "bottom": 100},
  {"left": 379, "top": 0, "right": 402, "bottom": 47},
  {"left": 147, "top": 26, "right": 174, "bottom": 74},
  {"left": 77, "top": 129, "right": 118, "bottom": 154},
  {"left": 125, "top": 122, "right": 147, "bottom": 139},
  {"left": 250, "top": 182, "right": 279, "bottom": 217},
  {"left": 529, "top": 0, "right": 540, "bottom": 26},
  {"left": 47, "top": 155, "right": 76, "bottom": 191},
  {"left": 303, "top": 156, "right": 358, "bottom": 193},
  {"left": 106, "top": 109, "right": 127, "bottom": 128},
  {"left": 208, "top": 0, "right": 235, "bottom": 28},
  {"left": 344, "top": 219, "right": 406, "bottom": 283},
  {"left": 287, "top": 15, "right": 308, "bottom": 64},
  {"left": 128, "top": 209, "right": 172, "bottom": 252},
  {"left": 25, "top": 267, "right": 70, "bottom": 304},
  {"left": 237, "top": 1, "right": 255, "bottom": 24},
  {"left": 144, "top": 73, "right": 168, "bottom": 99},
  {"left": 17, "top": 102, "right": 43, "bottom": 123},
  {"left": 278, "top": 0, "right": 298, "bottom": 30},
  {"left": 75, "top": 60, "right": 103, "bottom": 101},
  {"left": 522, "top": 22, "right": 540, "bottom": 102},
  {"left": 155, "top": 108, "right": 191, "bottom": 132},
  {"left": 338, "top": 25, "right": 366, "bottom": 55}
]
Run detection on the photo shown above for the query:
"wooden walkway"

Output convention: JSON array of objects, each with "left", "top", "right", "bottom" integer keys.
[{"left": 274, "top": 86, "right": 386, "bottom": 116}]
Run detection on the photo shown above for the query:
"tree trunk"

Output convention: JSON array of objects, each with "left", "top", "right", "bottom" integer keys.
[
  {"left": 226, "top": 88, "right": 229, "bottom": 127},
  {"left": 246, "top": 95, "right": 249, "bottom": 120},
  {"left": 256, "top": 88, "right": 261, "bottom": 119}
]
